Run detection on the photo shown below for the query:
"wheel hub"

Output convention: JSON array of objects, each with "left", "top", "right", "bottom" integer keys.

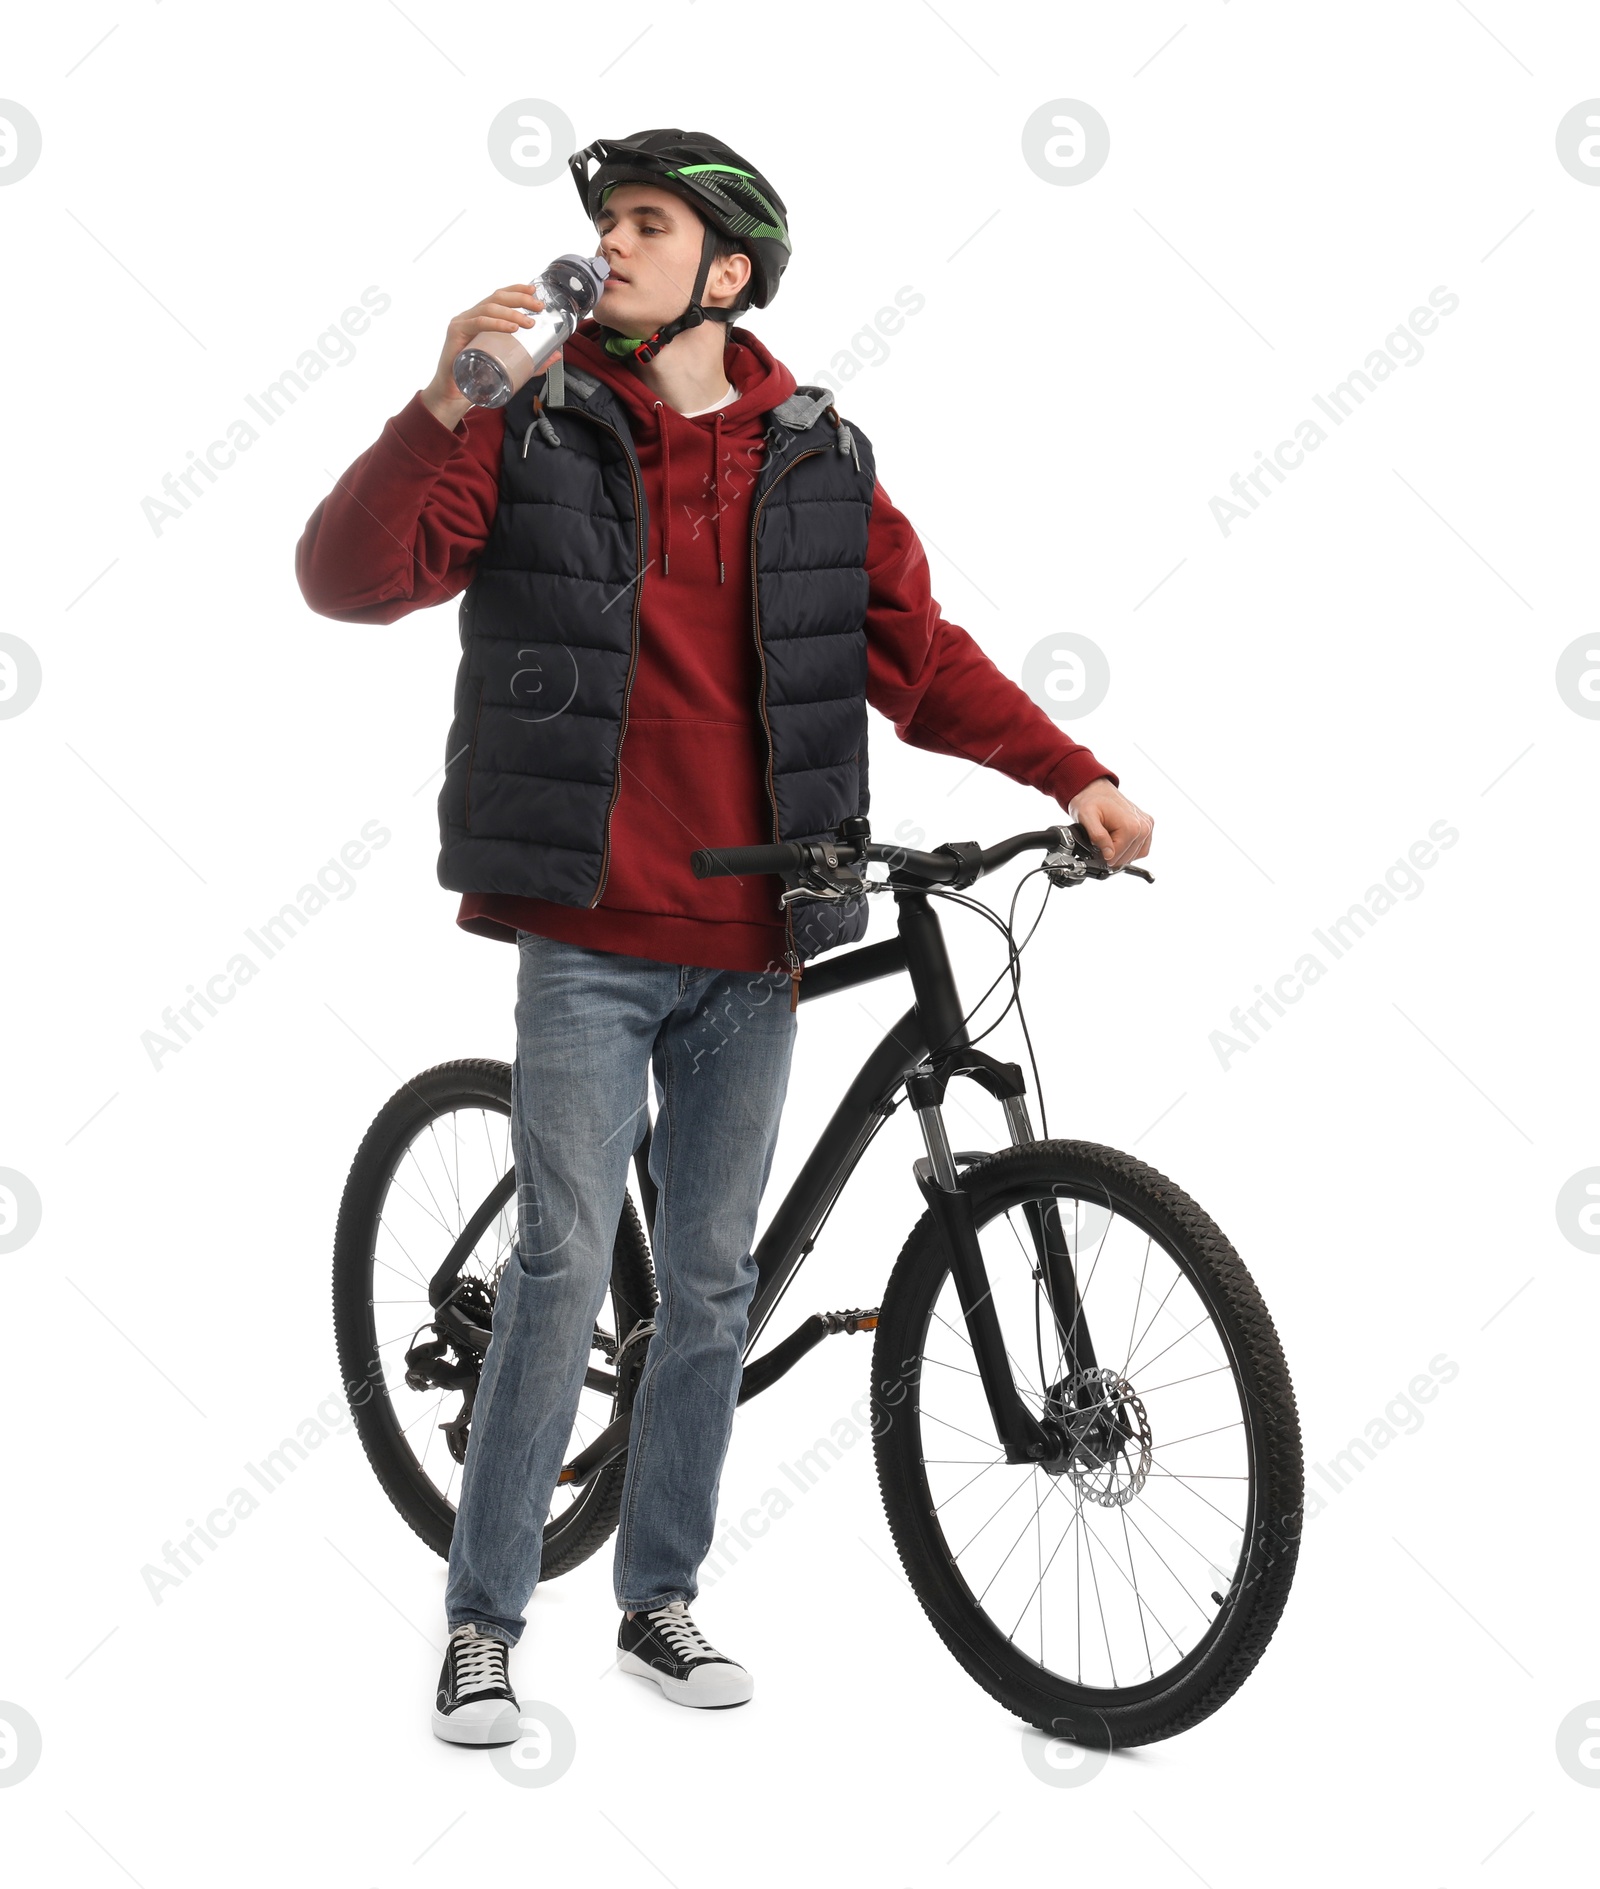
[{"left": 1042, "top": 1365, "right": 1153, "bottom": 1506}]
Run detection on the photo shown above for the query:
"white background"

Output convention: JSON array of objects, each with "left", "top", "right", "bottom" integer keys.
[{"left": 3, "top": 1, "right": 1597, "bottom": 1881}]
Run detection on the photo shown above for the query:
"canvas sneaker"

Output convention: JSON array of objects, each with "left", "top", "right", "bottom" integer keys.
[
  {"left": 432, "top": 1621, "right": 521, "bottom": 1745},
  {"left": 616, "top": 1600, "right": 753, "bottom": 1708}
]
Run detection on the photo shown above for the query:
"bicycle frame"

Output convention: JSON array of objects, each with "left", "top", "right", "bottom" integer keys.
[{"left": 545, "top": 883, "right": 1099, "bottom": 1488}]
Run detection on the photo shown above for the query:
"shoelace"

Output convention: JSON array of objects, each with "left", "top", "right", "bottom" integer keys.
[
  {"left": 450, "top": 1626, "right": 508, "bottom": 1697},
  {"left": 645, "top": 1600, "right": 725, "bottom": 1663}
]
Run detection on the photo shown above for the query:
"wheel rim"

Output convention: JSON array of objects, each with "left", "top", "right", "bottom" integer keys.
[
  {"left": 363, "top": 1099, "right": 630, "bottom": 1524},
  {"left": 907, "top": 1180, "right": 1256, "bottom": 1700}
]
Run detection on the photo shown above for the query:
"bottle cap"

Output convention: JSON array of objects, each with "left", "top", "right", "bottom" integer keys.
[{"left": 547, "top": 251, "right": 610, "bottom": 313}]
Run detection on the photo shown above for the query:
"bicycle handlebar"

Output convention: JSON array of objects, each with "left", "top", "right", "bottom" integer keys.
[
  {"left": 689, "top": 823, "right": 1154, "bottom": 892},
  {"left": 690, "top": 840, "right": 811, "bottom": 879}
]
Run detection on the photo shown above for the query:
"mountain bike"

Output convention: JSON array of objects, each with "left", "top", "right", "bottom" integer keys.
[{"left": 332, "top": 819, "right": 1302, "bottom": 1747}]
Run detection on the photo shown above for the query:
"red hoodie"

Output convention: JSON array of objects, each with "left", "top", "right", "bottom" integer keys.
[{"left": 294, "top": 319, "right": 1117, "bottom": 971}]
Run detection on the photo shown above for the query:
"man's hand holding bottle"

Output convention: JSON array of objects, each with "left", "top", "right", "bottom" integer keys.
[{"left": 420, "top": 285, "right": 547, "bottom": 431}]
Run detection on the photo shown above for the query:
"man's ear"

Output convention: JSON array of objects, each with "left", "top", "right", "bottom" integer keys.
[{"left": 711, "top": 248, "right": 754, "bottom": 307}]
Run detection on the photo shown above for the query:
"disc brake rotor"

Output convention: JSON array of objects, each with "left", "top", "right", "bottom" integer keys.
[{"left": 1052, "top": 1365, "right": 1153, "bottom": 1507}]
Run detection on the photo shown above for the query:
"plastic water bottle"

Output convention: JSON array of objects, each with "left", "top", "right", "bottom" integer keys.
[{"left": 451, "top": 252, "right": 611, "bottom": 408}]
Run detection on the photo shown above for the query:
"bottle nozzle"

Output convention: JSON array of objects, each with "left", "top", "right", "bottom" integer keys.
[{"left": 547, "top": 250, "right": 610, "bottom": 312}]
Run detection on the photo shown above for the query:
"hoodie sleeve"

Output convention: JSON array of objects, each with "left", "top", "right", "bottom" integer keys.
[
  {"left": 293, "top": 392, "right": 502, "bottom": 623},
  {"left": 863, "top": 481, "right": 1118, "bottom": 809}
]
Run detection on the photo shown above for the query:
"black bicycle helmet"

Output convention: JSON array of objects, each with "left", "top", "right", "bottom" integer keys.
[{"left": 568, "top": 128, "right": 791, "bottom": 362}]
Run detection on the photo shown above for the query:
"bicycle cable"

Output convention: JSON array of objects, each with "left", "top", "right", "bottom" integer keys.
[
  {"left": 887, "top": 865, "right": 1058, "bottom": 1140},
  {"left": 748, "top": 866, "right": 1060, "bottom": 1353}
]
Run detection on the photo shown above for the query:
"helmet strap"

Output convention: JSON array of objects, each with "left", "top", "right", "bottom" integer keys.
[{"left": 601, "top": 220, "right": 738, "bottom": 365}]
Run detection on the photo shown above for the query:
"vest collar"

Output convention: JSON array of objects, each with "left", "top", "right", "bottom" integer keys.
[{"left": 544, "top": 354, "right": 850, "bottom": 457}]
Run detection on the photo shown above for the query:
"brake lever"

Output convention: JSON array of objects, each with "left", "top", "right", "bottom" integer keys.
[
  {"left": 777, "top": 838, "right": 867, "bottom": 906},
  {"left": 1044, "top": 824, "right": 1155, "bottom": 888}
]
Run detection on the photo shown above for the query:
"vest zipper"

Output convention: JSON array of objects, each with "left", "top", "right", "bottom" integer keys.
[
  {"left": 542, "top": 404, "right": 646, "bottom": 911},
  {"left": 749, "top": 443, "right": 827, "bottom": 1011},
  {"left": 537, "top": 398, "right": 832, "bottom": 963}
]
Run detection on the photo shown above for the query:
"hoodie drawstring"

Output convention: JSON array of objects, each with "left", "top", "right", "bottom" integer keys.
[
  {"left": 652, "top": 399, "right": 673, "bottom": 577},
  {"left": 712, "top": 410, "right": 725, "bottom": 585},
  {"left": 653, "top": 398, "right": 727, "bottom": 583}
]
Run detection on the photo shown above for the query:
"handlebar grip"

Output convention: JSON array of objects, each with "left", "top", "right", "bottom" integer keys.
[{"left": 690, "top": 841, "right": 807, "bottom": 880}]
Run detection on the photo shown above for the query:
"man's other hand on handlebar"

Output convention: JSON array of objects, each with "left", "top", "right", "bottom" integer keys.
[{"left": 1066, "top": 776, "right": 1155, "bottom": 871}]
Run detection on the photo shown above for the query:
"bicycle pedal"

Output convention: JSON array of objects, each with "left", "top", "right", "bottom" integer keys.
[{"left": 821, "top": 1307, "right": 879, "bottom": 1334}]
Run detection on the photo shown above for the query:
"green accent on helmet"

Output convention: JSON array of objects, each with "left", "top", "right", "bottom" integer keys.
[
  {"left": 601, "top": 163, "right": 788, "bottom": 247},
  {"left": 602, "top": 332, "right": 648, "bottom": 357},
  {"left": 671, "top": 163, "right": 790, "bottom": 243}
]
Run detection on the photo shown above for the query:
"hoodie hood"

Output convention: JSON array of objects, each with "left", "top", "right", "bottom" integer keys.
[{"left": 564, "top": 316, "right": 797, "bottom": 428}]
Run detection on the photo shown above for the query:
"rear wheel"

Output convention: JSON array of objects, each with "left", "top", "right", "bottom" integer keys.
[
  {"left": 871, "top": 1139, "right": 1301, "bottom": 1747},
  {"left": 331, "top": 1058, "right": 656, "bottom": 1569}
]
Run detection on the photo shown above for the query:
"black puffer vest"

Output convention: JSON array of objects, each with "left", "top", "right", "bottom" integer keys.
[{"left": 435, "top": 348, "right": 878, "bottom": 967}]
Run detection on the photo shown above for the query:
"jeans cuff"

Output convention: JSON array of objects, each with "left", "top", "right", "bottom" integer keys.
[{"left": 447, "top": 1616, "right": 519, "bottom": 1647}]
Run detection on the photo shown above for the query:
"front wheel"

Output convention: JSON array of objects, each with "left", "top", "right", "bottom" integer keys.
[{"left": 871, "top": 1139, "right": 1302, "bottom": 1747}]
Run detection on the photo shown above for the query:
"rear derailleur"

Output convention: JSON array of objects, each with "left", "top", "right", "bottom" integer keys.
[{"left": 403, "top": 1277, "right": 495, "bottom": 1466}]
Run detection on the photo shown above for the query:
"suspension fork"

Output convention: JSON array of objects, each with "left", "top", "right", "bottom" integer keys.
[
  {"left": 907, "top": 1053, "right": 1088, "bottom": 1467},
  {"left": 1001, "top": 1090, "right": 1102, "bottom": 1386}
]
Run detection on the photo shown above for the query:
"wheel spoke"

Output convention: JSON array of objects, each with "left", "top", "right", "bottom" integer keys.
[
  {"left": 1081, "top": 1516, "right": 1116, "bottom": 1688},
  {"left": 1120, "top": 1505, "right": 1154, "bottom": 1679},
  {"left": 950, "top": 1463, "right": 1045, "bottom": 1562},
  {"left": 929, "top": 1305, "right": 1047, "bottom": 1410},
  {"left": 919, "top": 1352, "right": 985, "bottom": 1382},
  {"left": 1151, "top": 1420, "right": 1243, "bottom": 1450},
  {"left": 1136, "top": 1363, "right": 1235, "bottom": 1397},
  {"left": 400, "top": 1391, "right": 446, "bottom": 1439},
  {"left": 1124, "top": 1235, "right": 1152, "bottom": 1374},
  {"left": 372, "top": 1260, "right": 429, "bottom": 1300},
  {"left": 390, "top": 1153, "right": 457, "bottom": 1240},
  {"left": 1002, "top": 1471, "right": 1084, "bottom": 1645},
  {"left": 1120, "top": 1272, "right": 1182, "bottom": 1381},
  {"left": 927, "top": 1453, "right": 1008, "bottom": 1510},
  {"left": 1124, "top": 1310, "right": 1219, "bottom": 1383},
  {"left": 919, "top": 1406, "right": 1013, "bottom": 1454},
  {"left": 1121, "top": 1505, "right": 1223, "bottom": 1623},
  {"left": 971, "top": 1473, "right": 1060, "bottom": 1609},
  {"left": 1143, "top": 1460, "right": 1248, "bottom": 1526}
]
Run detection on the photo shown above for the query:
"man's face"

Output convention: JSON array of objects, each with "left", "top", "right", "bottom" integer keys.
[{"left": 593, "top": 181, "right": 751, "bottom": 334}]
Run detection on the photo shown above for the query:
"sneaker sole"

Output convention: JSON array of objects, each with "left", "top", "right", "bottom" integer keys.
[
  {"left": 616, "top": 1650, "right": 753, "bottom": 1708},
  {"left": 431, "top": 1698, "right": 524, "bottom": 1746}
]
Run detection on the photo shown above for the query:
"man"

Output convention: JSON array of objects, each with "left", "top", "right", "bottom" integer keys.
[{"left": 295, "top": 128, "right": 1153, "bottom": 1741}]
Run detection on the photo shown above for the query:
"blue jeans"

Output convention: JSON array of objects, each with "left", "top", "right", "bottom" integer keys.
[{"left": 444, "top": 931, "right": 798, "bottom": 1645}]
